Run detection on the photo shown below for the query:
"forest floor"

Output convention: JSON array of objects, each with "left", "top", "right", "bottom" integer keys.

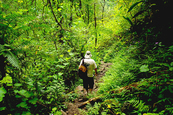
[{"left": 62, "top": 61, "right": 112, "bottom": 115}]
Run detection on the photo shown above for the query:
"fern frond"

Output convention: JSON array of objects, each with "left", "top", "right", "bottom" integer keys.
[
  {"left": 4, "top": 51, "right": 20, "bottom": 69},
  {"left": 0, "top": 44, "right": 20, "bottom": 69},
  {"left": 129, "top": 99, "right": 149, "bottom": 112}
]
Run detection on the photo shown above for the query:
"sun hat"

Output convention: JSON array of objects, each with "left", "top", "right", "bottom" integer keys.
[{"left": 84, "top": 51, "right": 92, "bottom": 59}]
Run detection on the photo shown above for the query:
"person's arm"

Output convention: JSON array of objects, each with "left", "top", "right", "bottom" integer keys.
[
  {"left": 79, "top": 59, "right": 83, "bottom": 67},
  {"left": 93, "top": 59, "right": 97, "bottom": 76},
  {"left": 95, "top": 68, "right": 97, "bottom": 76}
]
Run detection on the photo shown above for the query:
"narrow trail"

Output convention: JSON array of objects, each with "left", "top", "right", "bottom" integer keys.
[{"left": 62, "top": 61, "right": 112, "bottom": 115}]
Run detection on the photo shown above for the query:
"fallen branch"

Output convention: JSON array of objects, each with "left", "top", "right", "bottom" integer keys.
[
  {"left": 78, "top": 95, "right": 102, "bottom": 108},
  {"left": 61, "top": 110, "right": 67, "bottom": 115}
]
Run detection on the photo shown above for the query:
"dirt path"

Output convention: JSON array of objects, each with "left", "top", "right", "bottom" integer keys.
[{"left": 62, "top": 61, "right": 112, "bottom": 115}]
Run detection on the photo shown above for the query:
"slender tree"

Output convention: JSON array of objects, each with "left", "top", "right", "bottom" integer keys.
[
  {"left": 94, "top": 3, "right": 97, "bottom": 46},
  {"left": 101, "top": 0, "right": 105, "bottom": 24}
]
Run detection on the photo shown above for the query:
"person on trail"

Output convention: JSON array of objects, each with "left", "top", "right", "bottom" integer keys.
[{"left": 79, "top": 51, "right": 97, "bottom": 94}]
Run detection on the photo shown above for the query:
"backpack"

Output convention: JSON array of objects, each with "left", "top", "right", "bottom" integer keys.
[{"left": 78, "top": 59, "right": 87, "bottom": 79}]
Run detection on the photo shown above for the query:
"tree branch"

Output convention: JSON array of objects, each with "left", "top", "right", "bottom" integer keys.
[
  {"left": 48, "top": 0, "right": 63, "bottom": 30},
  {"left": 42, "top": 0, "right": 48, "bottom": 22}
]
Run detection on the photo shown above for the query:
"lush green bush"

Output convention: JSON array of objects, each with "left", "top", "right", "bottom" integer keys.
[
  {"left": 1, "top": 0, "right": 173, "bottom": 114},
  {"left": 86, "top": 42, "right": 173, "bottom": 115}
]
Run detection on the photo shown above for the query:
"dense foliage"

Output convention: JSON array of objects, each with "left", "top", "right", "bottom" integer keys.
[
  {"left": 0, "top": 0, "right": 173, "bottom": 114},
  {"left": 86, "top": 0, "right": 173, "bottom": 115}
]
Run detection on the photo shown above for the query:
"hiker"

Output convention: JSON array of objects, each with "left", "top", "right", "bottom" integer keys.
[{"left": 79, "top": 51, "right": 97, "bottom": 94}]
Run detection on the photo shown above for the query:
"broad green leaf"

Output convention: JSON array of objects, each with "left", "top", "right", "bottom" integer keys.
[
  {"left": 123, "top": 16, "right": 133, "bottom": 26},
  {"left": 58, "top": 72, "right": 63, "bottom": 76},
  {"left": 19, "top": 9, "right": 28, "bottom": 12},
  {"left": 133, "top": 10, "right": 146, "bottom": 18},
  {"left": 128, "top": 1, "right": 144, "bottom": 12},
  {"left": 63, "top": 63, "right": 69, "bottom": 66},
  {"left": 69, "top": 52, "right": 74, "bottom": 56},
  {"left": 18, "top": 89, "right": 31, "bottom": 98},
  {"left": 4, "top": 51, "right": 20, "bottom": 69},
  {"left": 16, "top": 102, "right": 27, "bottom": 108},
  {"left": 56, "top": 65, "right": 65, "bottom": 68},
  {"left": 14, "top": 83, "right": 22, "bottom": 87},
  {"left": 158, "top": 94, "right": 163, "bottom": 99},
  {"left": 170, "top": 62, "right": 173, "bottom": 66},
  {"left": 143, "top": 113, "right": 159, "bottom": 115},
  {"left": 169, "top": 67, "right": 173, "bottom": 71},
  {"left": 1, "top": 74, "right": 12, "bottom": 84},
  {"left": 48, "top": 75, "right": 53, "bottom": 78},
  {"left": 22, "top": 111, "right": 32, "bottom": 115},
  {"left": 18, "top": 89, "right": 27, "bottom": 95},
  {"left": 0, "top": 107, "right": 6, "bottom": 111},
  {"left": 0, "top": 87, "right": 7, "bottom": 102},
  {"left": 24, "top": 92, "right": 32, "bottom": 98},
  {"left": 29, "top": 98, "right": 38, "bottom": 104},
  {"left": 14, "top": 90, "right": 19, "bottom": 93},
  {"left": 27, "top": 81, "right": 34, "bottom": 86},
  {"left": 168, "top": 46, "right": 173, "bottom": 52},
  {"left": 140, "top": 65, "right": 149, "bottom": 72},
  {"left": 101, "top": 112, "right": 107, "bottom": 115},
  {"left": 158, "top": 63, "right": 170, "bottom": 67},
  {"left": 52, "top": 107, "right": 57, "bottom": 112},
  {"left": 168, "top": 85, "right": 173, "bottom": 93},
  {"left": 53, "top": 75, "right": 58, "bottom": 79},
  {"left": 15, "top": 95, "right": 22, "bottom": 98}
]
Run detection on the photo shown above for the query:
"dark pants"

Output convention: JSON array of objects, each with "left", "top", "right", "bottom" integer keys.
[{"left": 83, "top": 76, "right": 94, "bottom": 90}]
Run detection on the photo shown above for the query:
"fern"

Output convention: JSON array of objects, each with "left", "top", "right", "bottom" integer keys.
[
  {"left": 123, "top": 16, "right": 133, "bottom": 26},
  {"left": 128, "top": 1, "right": 144, "bottom": 12},
  {"left": 129, "top": 99, "right": 149, "bottom": 113},
  {"left": 0, "top": 44, "right": 20, "bottom": 69},
  {"left": 4, "top": 51, "right": 19, "bottom": 69}
]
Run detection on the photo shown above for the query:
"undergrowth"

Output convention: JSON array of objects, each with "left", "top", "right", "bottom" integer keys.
[
  {"left": 87, "top": 41, "right": 173, "bottom": 115},
  {"left": 85, "top": 0, "right": 173, "bottom": 114}
]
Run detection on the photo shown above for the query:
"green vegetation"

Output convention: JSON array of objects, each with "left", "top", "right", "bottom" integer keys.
[{"left": 0, "top": 0, "right": 173, "bottom": 115}]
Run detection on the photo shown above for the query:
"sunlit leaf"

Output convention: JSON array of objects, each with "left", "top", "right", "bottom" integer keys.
[
  {"left": 140, "top": 65, "right": 149, "bottom": 72},
  {"left": 58, "top": 72, "right": 63, "bottom": 76},
  {"left": 14, "top": 83, "right": 22, "bottom": 87},
  {"left": 123, "top": 16, "right": 133, "bottom": 26},
  {"left": 63, "top": 63, "right": 69, "bottom": 66},
  {"left": 1, "top": 74, "right": 13, "bottom": 85},
  {"left": 128, "top": 1, "right": 144, "bottom": 12},
  {"left": 52, "top": 107, "right": 57, "bottom": 112},
  {"left": 56, "top": 65, "right": 65, "bottom": 68}
]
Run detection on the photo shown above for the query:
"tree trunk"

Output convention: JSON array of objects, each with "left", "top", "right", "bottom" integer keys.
[
  {"left": 0, "top": 55, "right": 6, "bottom": 80},
  {"left": 94, "top": 3, "right": 97, "bottom": 47},
  {"left": 69, "top": 0, "right": 73, "bottom": 27},
  {"left": 87, "top": 0, "right": 89, "bottom": 24},
  {"left": 101, "top": 0, "right": 105, "bottom": 24},
  {"left": 48, "top": 0, "right": 64, "bottom": 44},
  {"left": 0, "top": 31, "right": 6, "bottom": 80},
  {"left": 48, "top": 0, "right": 62, "bottom": 30}
]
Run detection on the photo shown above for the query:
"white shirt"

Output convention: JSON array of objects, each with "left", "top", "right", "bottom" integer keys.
[{"left": 79, "top": 58, "right": 97, "bottom": 77}]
